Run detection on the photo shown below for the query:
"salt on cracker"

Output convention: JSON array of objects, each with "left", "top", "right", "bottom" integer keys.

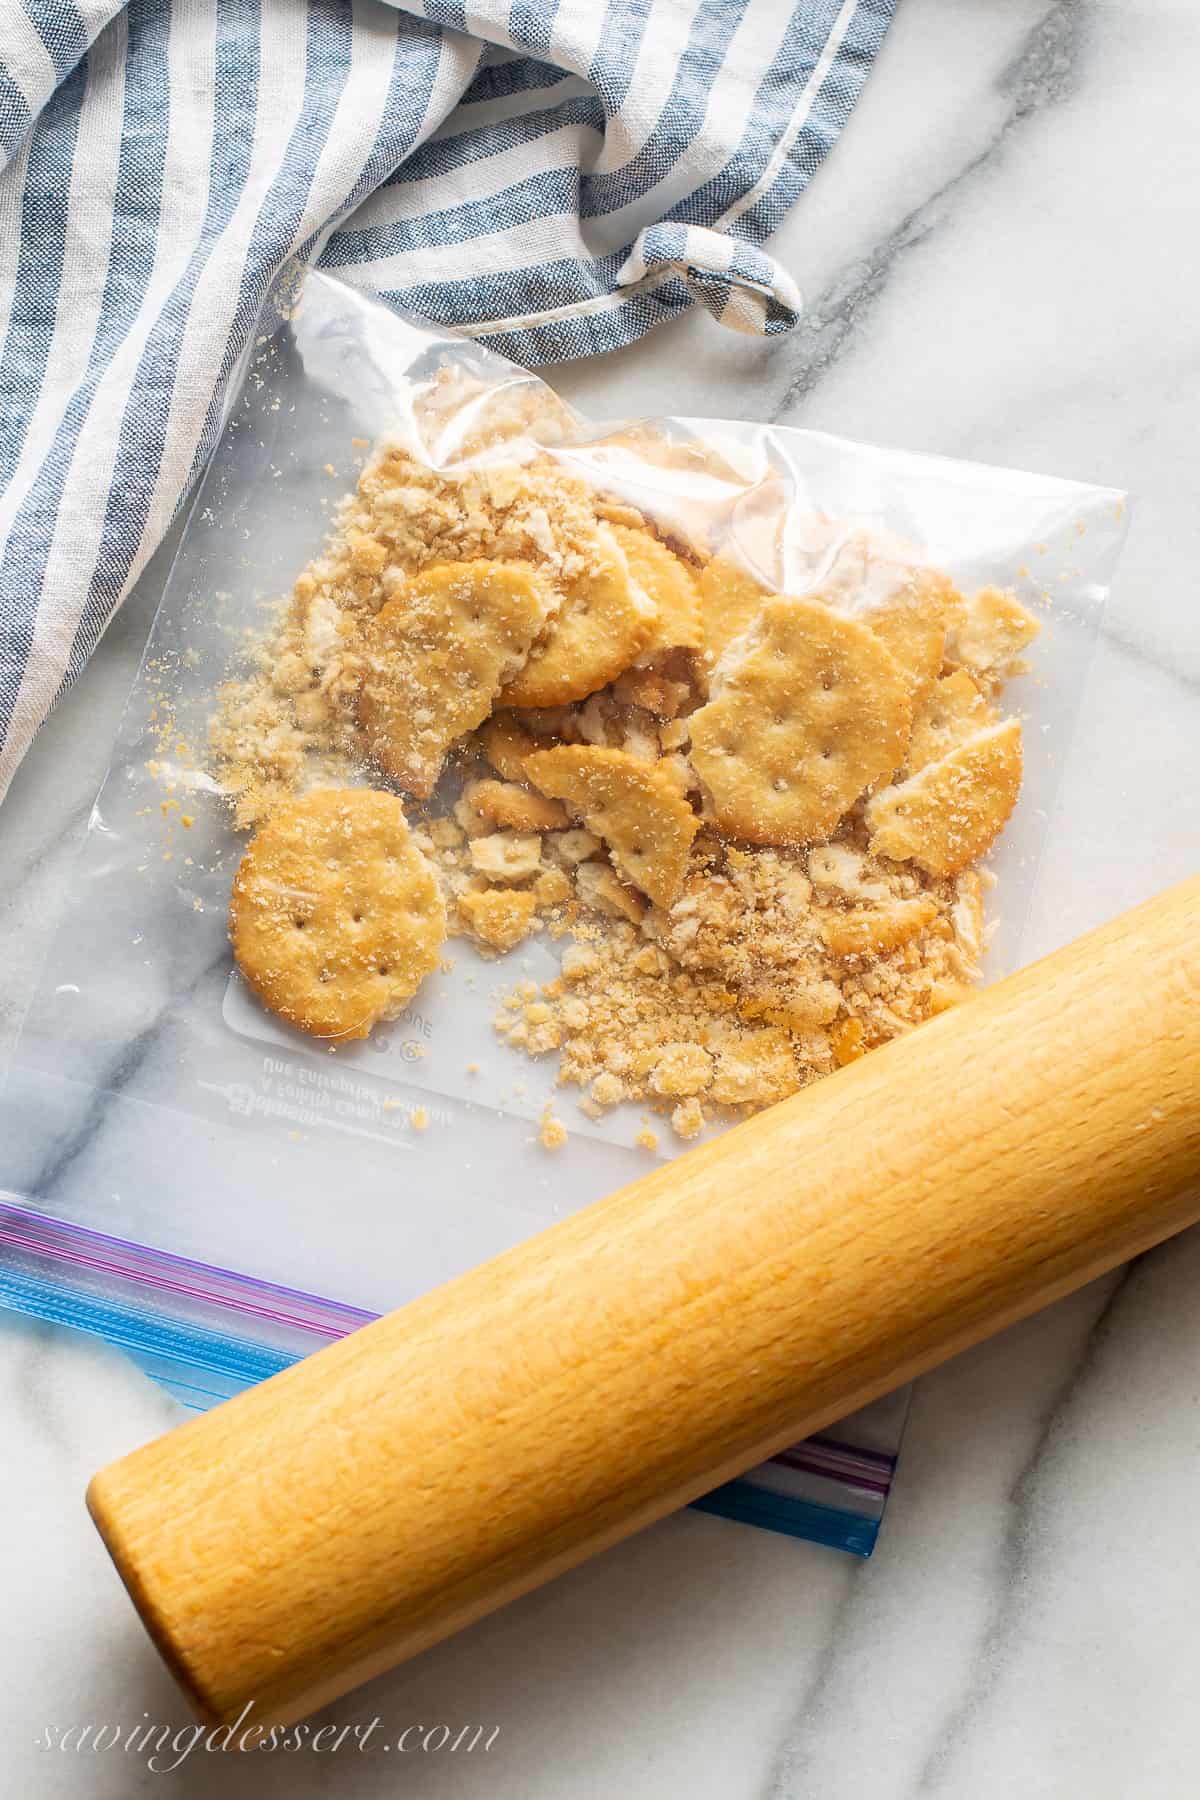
[
  {"left": 499, "top": 527, "right": 656, "bottom": 708},
  {"left": 464, "top": 777, "right": 568, "bottom": 832},
  {"left": 865, "top": 569, "right": 959, "bottom": 707},
  {"left": 946, "top": 586, "right": 1041, "bottom": 686},
  {"left": 357, "top": 560, "right": 547, "bottom": 797},
  {"left": 697, "top": 555, "right": 770, "bottom": 665},
  {"left": 907, "top": 670, "right": 994, "bottom": 772},
  {"left": 866, "top": 717, "right": 1023, "bottom": 876},
  {"left": 524, "top": 744, "right": 699, "bottom": 907},
  {"left": 689, "top": 595, "right": 912, "bottom": 846},
  {"left": 610, "top": 523, "right": 703, "bottom": 653},
  {"left": 230, "top": 787, "right": 445, "bottom": 1041}
]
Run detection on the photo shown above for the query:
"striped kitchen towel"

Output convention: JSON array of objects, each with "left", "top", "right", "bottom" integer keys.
[{"left": 0, "top": 0, "right": 894, "bottom": 801}]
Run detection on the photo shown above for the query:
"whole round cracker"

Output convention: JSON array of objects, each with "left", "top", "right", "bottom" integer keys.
[
  {"left": 357, "top": 559, "right": 548, "bottom": 797},
  {"left": 609, "top": 524, "right": 703, "bottom": 654},
  {"left": 689, "top": 595, "right": 912, "bottom": 846},
  {"left": 865, "top": 717, "right": 1023, "bottom": 876},
  {"left": 230, "top": 787, "right": 446, "bottom": 1040},
  {"left": 524, "top": 744, "right": 699, "bottom": 908},
  {"left": 499, "top": 528, "right": 656, "bottom": 709}
]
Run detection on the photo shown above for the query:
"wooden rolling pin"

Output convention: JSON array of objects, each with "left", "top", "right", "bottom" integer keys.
[{"left": 89, "top": 875, "right": 1200, "bottom": 1729}]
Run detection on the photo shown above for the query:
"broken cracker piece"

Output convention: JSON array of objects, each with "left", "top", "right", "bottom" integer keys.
[
  {"left": 499, "top": 528, "right": 655, "bottom": 708},
  {"left": 806, "top": 842, "right": 892, "bottom": 903},
  {"left": 357, "top": 560, "right": 548, "bottom": 797},
  {"left": 947, "top": 586, "right": 1041, "bottom": 686},
  {"left": 865, "top": 569, "right": 959, "bottom": 708},
  {"left": 468, "top": 831, "right": 543, "bottom": 883},
  {"left": 830, "top": 1017, "right": 867, "bottom": 1066},
  {"left": 465, "top": 778, "right": 568, "bottom": 833},
  {"left": 533, "top": 865, "right": 571, "bottom": 907},
  {"left": 573, "top": 860, "right": 646, "bottom": 923},
  {"left": 546, "top": 826, "right": 602, "bottom": 867},
  {"left": 817, "top": 897, "right": 939, "bottom": 959},
  {"left": 670, "top": 1097, "right": 705, "bottom": 1140},
  {"left": 689, "top": 595, "right": 911, "bottom": 846},
  {"left": 907, "top": 670, "right": 995, "bottom": 772},
  {"left": 525, "top": 744, "right": 699, "bottom": 907},
  {"left": 866, "top": 717, "right": 1023, "bottom": 877},
  {"left": 697, "top": 555, "right": 770, "bottom": 665},
  {"left": 710, "top": 1029, "right": 801, "bottom": 1106},
  {"left": 611, "top": 667, "right": 691, "bottom": 719},
  {"left": 651, "top": 1041, "right": 713, "bottom": 1097},
  {"left": 458, "top": 886, "right": 538, "bottom": 951},
  {"left": 539, "top": 1112, "right": 569, "bottom": 1149},
  {"left": 610, "top": 524, "right": 704, "bottom": 654},
  {"left": 479, "top": 712, "right": 539, "bottom": 784}
]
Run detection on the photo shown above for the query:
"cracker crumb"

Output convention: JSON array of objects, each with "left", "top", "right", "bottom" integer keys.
[
  {"left": 539, "top": 1112, "right": 568, "bottom": 1150},
  {"left": 469, "top": 832, "right": 543, "bottom": 883},
  {"left": 650, "top": 1042, "right": 713, "bottom": 1098},
  {"left": 458, "top": 886, "right": 537, "bottom": 951},
  {"left": 671, "top": 1098, "right": 705, "bottom": 1141}
]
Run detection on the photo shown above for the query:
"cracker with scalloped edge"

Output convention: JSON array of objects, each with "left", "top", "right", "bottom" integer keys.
[
  {"left": 524, "top": 744, "right": 699, "bottom": 907},
  {"left": 689, "top": 595, "right": 911, "bottom": 846},
  {"left": 866, "top": 717, "right": 1023, "bottom": 876},
  {"left": 230, "top": 787, "right": 445, "bottom": 1041},
  {"left": 698, "top": 555, "right": 770, "bottom": 665},
  {"left": 866, "top": 569, "right": 961, "bottom": 707},
  {"left": 499, "top": 528, "right": 655, "bottom": 708},
  {"left": 357, "top": 560, "right": 548, "bottom": 797},
  {"left": 610, "top": 524, "right": 703, "bottom": 654},
  {"left": 907, "top": 670, "right": 995, "bottom": 772}
]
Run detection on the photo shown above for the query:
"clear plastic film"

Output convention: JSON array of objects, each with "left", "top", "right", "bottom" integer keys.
[{"left": 0, "top": 274, "right": 1128, "bottom": 1555}]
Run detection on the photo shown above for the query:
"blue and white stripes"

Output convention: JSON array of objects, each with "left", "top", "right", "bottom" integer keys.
[{"left": 0, "top": 0, "right": 893, "bottom": 797}]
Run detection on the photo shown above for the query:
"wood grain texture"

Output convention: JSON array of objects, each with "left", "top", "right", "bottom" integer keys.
[{"left": 88, "top": 876, "right": 1200, "bottom": 1730}]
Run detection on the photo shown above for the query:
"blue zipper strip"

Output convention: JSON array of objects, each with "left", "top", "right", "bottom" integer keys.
[{"left": 0, "top": 1253, "right": 882, "bottom": 1558}]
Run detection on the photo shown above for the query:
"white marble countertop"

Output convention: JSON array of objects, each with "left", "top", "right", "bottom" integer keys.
[{"left": 3, "top": 1, "right": 1198, "bottom": 1793}]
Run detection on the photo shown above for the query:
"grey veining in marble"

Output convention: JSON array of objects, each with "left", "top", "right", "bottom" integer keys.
[{"left": 2, "top": 0, "right": 1198, "bottom": 1794}]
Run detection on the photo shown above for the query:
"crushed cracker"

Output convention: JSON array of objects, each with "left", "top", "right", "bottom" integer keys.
[{"left": 207, "top": 430, "right": 1036, "bottom": 1148}]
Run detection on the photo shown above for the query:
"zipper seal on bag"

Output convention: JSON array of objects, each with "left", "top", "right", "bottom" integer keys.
[{"left": 0, "top": 1192, "right": 893, "bottom": 1554}]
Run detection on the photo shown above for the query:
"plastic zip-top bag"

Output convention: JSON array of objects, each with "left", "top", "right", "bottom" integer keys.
[{"left": 0, "top": 274, "right": 1128, "bottom": 1555}]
